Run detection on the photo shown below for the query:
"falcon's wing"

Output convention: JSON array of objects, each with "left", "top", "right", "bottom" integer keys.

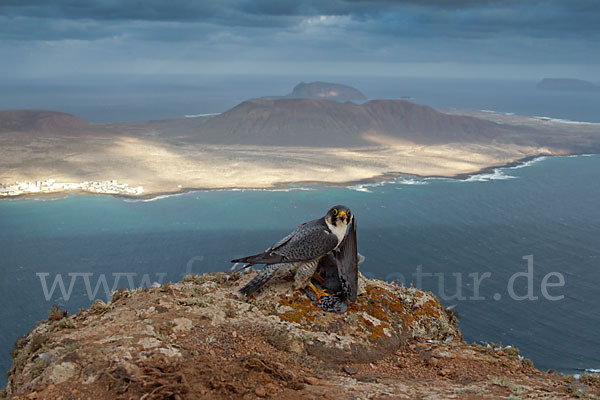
[
  {"left": 232, "top": 220, "right": 338, "bottom": 265},
  {"left": 276, "top": 223, "right": 339, "bottom": 261},
  {"left": 264, "top": 222, "right": 308, "bottom": 252},
  {"left": 231, "top": 223, "right": 304, "bottom": 266},
  {"left": 335, "top": 217, "right": 359, "bottom": 303}
]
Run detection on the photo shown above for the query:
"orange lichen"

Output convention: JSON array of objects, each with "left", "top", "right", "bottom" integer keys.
[
  {"left": 359, "top": 286, "right": 444, "bottom": 333},
  {"left": 280, "top": 311, "right": 305, "bottom": 324},
  {"left": 344, "top": 285, "right": 413, "bottom": 341},
  {"left": 358, "top": 316, "right": 391, "bottom": 341},
  {"left": 275, "top": 284, "right": 446, "bottom": 340},
  {"left": 412, "top": 299, "right": 441, "bottom": 320},
  {"left": 397, "top": 298, "right": 443, "bottom": 331},
  {"left": 348, "top": 285, "right": 406, "bottom": 323},
  {"left": 277, "top": 292, "right": 316, "bottom": 323}
]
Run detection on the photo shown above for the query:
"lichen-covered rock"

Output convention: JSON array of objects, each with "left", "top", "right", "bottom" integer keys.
[
  {"left": 47, "top": 362, "right": 79, "bottom": 384},
  {"left": 3, "top": 271, "right": 592, "bottom": 400}
]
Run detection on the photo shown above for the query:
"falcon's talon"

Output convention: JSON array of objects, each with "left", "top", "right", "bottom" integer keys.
[{"left": 307, "top": 282, "right": 333, "bottom": 304}]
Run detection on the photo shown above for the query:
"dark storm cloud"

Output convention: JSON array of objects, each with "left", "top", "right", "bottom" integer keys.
[
  {"left": 356, "top": 1, "right": 600, "bottom": 41},
  {"left": 1, "top": 0, "right": 598, "bottom": 41},
  {"left": 0, "top": 0, "right": 221, "bottom": 22},
  {"left": 0, "top": 0, "right": 526, "bottom": 22},
  {"left": 0, "top": 0, "right": 598, "bottom": 78}
]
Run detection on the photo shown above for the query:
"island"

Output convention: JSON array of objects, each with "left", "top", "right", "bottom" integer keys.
[
  {"left": 262, "top": 81, "right": 367, "bottom": 102},
  {"left": 537, "top": 78, "right": 599, "bottom": 91},
  {"left": 1, "top": 84, "right": 600, "bottom": 199},
  {"left": 285, "top": 81, "right": 367, "bottom": 102},
  {"left": 4, "top": 271, "right": 597, "bottom": 398}
]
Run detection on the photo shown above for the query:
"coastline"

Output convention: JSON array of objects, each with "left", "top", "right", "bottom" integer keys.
[
  {"left": 1, "top": 152, "right": 588, "bottom": 202},
  {"left": 3, "top": 105, "right": 599, "bottom": 202}
]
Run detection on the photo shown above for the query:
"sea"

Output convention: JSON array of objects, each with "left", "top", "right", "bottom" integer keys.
[{"left": 0, "top": 75, "right": 599, "bottom": 385}]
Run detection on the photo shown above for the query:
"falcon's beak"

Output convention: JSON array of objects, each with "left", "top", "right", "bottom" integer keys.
[{"left": 338, "top": 210, "right": 347, "bottom": 222}]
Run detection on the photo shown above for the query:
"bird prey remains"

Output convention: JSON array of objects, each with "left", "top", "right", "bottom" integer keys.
[{"left": 233, "top": 205, "right": 353, "bottom": 297}]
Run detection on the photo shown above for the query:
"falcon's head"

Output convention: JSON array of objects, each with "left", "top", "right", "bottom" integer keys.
[{"left": 325, "top": 205, "right": 352, "bottom": 227}]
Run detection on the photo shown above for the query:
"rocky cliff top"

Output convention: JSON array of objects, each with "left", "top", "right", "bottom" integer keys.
[{"left": 3, "top": 271, "right": 597, "bottom": 399}]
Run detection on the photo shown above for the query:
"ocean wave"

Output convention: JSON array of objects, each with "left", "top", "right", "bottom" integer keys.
[
  {"left": 479, "top": 109, "right": 598, "bottom": 124},
  {"left": 184, "top": 113, "right": 221, "bottom": 118},
  {"left": 123, "top": 186, "right": 316, "bottom": 201},
  {"left": 423, "top": 177, "right": 456, "bottom": 183},
  {"left": 21, "top": 194, "right": 72, "bottom": 202},
  {"left": 396, "top": 177, "right": 427, "bottom": 185},
  {"left": 346, "top": 180, "right": 397, "bottom": 193},
  {"left": 533, "top": 115, "right": 596, "bottom": 125},
  {"left": 463, "top": 169, "right": 517, "bottom": 182},
  {"left": 585, "top": 368, "right": 600, "bottom": 373},
  {"left": 479, "top": 109, "right": 515, "bottom": 116},
  {"left": 346, "top": 185, "right": 372, "bottom": 193},
  {"left": 508, "top": 156, "right": 548, "bottom": 169},
  {"left": 216, "top": 187, "right": 313, "bottom": 193},
  {"left": 276, "top": 186, "right": 315, "bottom": 192},
  {"left": 124, "top": 192, "right": 190, "bottom": 202}
]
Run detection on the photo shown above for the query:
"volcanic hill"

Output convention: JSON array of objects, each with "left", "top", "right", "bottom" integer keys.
[
  {"left": 177, "top": 98, "right": 514, "bottom": 147},
  {"left": 0, "top": 110, "right": 90, "bottom": 136}
]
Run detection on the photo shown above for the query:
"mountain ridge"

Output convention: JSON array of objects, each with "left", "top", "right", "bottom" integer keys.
[{"left": 179, "top": 98, "right": 512, "bottom": 146}]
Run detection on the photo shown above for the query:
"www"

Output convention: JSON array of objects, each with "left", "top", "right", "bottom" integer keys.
[{"left": 36, "top": 272, "right": 167, "bottom": 301}]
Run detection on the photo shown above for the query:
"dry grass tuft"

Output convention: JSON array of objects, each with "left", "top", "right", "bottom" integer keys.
[{"left": 48, "top": 304, "right": 66, "bottom": 321}]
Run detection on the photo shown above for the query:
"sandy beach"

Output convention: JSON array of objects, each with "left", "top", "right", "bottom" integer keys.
[{"left": 0, "top": 136, "right": 552, "bottom": 199}]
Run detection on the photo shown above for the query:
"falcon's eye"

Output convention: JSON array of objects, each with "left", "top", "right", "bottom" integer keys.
[
  {"left": 332, "top": 208, "right": 338, "bottom": 216},
  {"left": 347, "top": 210, "right": 351, "bottom": 217}
]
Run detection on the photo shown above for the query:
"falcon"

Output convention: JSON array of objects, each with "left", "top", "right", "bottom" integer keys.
[
  {"left": 232, "top": 205, "right": 353, "bottom": 297},
  {"left": 305, "top": 216, "right": 362, "bottom": 312}
]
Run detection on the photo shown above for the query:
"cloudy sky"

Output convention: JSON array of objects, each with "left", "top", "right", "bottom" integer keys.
[{"left": 1, "top": 0, "right": 599, "bottom": 80}]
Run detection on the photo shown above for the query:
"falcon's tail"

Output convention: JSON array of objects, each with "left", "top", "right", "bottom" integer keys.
[
  {"left": 230, "top": 262, "right": 255, "bottom": 273},
  {"left": 239, "top": 264, "right": 280, "bottom": 297}
]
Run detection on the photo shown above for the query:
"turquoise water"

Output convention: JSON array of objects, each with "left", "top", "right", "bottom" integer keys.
[{"left": 1, "top": 155, "right": 599, "bottom": 383}]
